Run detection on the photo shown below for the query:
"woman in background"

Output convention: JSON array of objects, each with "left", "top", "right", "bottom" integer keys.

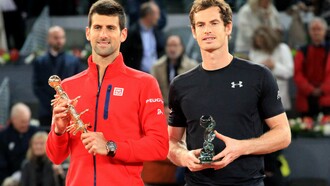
[
  {"left": 20, "top": 132, "right": 65, "bottom": 186},
  {"left": 249, "top": 26, "right": 294, "bottom": 112},
  {"left": 235, "top": 0, "right": 282, "bottom": 56},
  {"left": 249, "top": 26, "right": 294, "bottom": 186}
]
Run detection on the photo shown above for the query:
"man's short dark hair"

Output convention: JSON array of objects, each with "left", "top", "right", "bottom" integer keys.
[
  {"left": 189, "top": 0, "right": 232, "bottom": 28},
  {"left": 88, "top": 0, "right": 126, "bottom": 30}
]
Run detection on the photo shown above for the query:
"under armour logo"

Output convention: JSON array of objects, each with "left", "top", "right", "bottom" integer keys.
[{"left": 231, "top": 81, "right": 243, "bottom": 88}]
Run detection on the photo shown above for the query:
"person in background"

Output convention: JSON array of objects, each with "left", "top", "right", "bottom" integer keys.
[
  {"left": 33, "top": 25, "right": 82, "bottom": 131},
  {"left": 0, "top": 103, "right": 38, "bottom": 185},
  {"left": 121, "top": 1, "right": 165, "bottom": 73},
  {"left": 167, "top": 0, "right": 291, "bottom": 185},
  {"left": 0, "top": 0, "right": 26, "bottom": 50},
  {"left": 249, "top": 26, "right": 294, "bottom": 112},
  {"left": 21, "top": 131, "right": 65, "bottom": 186},
  {"left": 294, "top": 17, "right": 330, "bottom": 120},
  {"left": 151, "top": 35, "right": 197, "bottom": 116},
  {"left": 143, "top": 35, "right": 197, "bottom": 185},
  {"left": 235, "top": 0, "right": 282, "bottom": 57},
  {"left": 124, "top": 0, "right": 167, "bottom": 30},
  {"left": 46, "top": 0, "right": 168, "bottom": 185}
]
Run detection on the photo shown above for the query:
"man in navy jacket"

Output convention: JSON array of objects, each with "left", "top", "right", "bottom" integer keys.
[{"left": 33, "top": 26, "right": 82, "bottom": 130}]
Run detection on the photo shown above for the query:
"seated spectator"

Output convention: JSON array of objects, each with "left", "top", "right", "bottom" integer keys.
[
  {"left": 0, "top": 103, "right": 38, "bottom": 185},
  {"left": 21, "top": 131, "right": 66, "bottom": 186},
  {"left": 294, "top": 17, "right": 330, "bottom": 119},
  {"left": 33, "top": 26, "right": 82, "bottom": 131},
  {"left": 235, "top": 0, "right": 282, "bottom": 57},
  {"left": 249, "top": 26, "right": 294, "bottom": 112}
]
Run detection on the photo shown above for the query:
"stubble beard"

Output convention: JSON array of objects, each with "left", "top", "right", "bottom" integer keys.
[{"left": 94, "top": 45, "right": 115, "bottom": 58}]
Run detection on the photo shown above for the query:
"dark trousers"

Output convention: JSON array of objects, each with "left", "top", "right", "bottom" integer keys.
[
  {"left": 302, "top": 96, "right": 330, "bottom": 119},
  {"left": 3, "top": 11, "right": 26, "bottom": 50}
]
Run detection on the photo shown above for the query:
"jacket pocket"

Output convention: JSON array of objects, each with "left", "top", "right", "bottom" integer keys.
[{"left": 104, "top": 85, "right": 112, "bottom": 120}]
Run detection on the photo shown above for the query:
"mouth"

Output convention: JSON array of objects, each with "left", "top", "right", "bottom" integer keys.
[
  {"left": 97, "top": 41, "right": 110, "bottom": 47},
  {"left": 202, "top": 37, "right": 216, "bottom": 41}
]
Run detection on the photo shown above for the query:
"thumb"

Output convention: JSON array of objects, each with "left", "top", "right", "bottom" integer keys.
[
  {"left": 192, "top": 148, "right": 202, "bottom": 157},
  {"left": 214, "top": 130, "right": 227, "bottom": 142}
]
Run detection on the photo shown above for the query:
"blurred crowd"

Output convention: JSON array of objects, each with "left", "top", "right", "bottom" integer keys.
[{"left": 1, "top": 0, "right": 330, "bottom": 186}]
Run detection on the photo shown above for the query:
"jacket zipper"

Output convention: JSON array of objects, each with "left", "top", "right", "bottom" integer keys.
[
  {"left": 93, "top": 66, "right": 108, "bottom": 186},
  {"left": 103, "top": 85, "right": 112, "bottom": 120}
]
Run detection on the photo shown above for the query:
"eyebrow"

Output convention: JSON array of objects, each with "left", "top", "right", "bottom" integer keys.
[
  {"left": 92, "top": 24, "right": 117, "bottom": 27},
  {"left": 195, "top": 19, "right": 221, "bottom": 24}
]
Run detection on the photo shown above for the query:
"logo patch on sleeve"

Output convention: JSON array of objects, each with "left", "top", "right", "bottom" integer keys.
[
  {"left": 157, "top": 109, "right": 164, "bottom": 115},
  {"left": 277, "top": 90, "right": 281, "bottom": 100}
]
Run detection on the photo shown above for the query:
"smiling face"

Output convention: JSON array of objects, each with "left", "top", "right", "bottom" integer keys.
[
  {"left": 191, "top": 6, "right": 232, "bottom": 53},
  {"left": 86, "top": 13, "right": 127, "bottom": 61}
]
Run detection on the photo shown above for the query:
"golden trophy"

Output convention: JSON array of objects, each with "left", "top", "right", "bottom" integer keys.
[{"left": 48, "top": 75, "right": 89, "bottom": 135}]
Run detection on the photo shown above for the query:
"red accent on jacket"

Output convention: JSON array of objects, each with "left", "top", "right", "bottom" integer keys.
[
  {"left": 294, "top": 45, "right": 330, "bottom": 112},
  {"left": 46, "top": 53, "right": 169, "bottom": 186}
]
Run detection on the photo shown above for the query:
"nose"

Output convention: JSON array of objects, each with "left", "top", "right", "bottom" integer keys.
[
  {"left": 203, "top": 24, "right": 212, "bottom": 34},
  {"left": 100, "top": 29, "right": 108, "bottom": 38}
]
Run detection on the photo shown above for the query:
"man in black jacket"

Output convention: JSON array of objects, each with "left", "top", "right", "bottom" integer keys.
[
  {"left": 121, "top": 1, "right": 165, "bottom": 73},
  {"left": 0, "top": 103, "right": 38, "bottom": 185}
]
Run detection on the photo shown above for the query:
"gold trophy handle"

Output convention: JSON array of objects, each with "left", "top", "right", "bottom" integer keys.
[{"left": 48, "top": 75, "right": 89, "bottom": 135}]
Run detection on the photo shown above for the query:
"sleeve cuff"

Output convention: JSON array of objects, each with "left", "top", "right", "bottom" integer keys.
[
  {"left": 50, "top": 130, "right": 69, "bottom": 147},
  {"left": 113, "top": 141, "right": 131, "bottom": 162}
]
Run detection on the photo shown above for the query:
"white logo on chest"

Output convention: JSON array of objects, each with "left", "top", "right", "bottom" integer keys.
[
  {"left": 231, "top": 81, "right": 243, "bottom": 88},
  {"left": 113, "top": 87, "right": 124, "bottom": 96}
]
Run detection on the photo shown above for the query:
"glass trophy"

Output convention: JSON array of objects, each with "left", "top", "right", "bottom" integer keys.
[{"left": 198, "top": 115, "right": 216, "bottom": 164}]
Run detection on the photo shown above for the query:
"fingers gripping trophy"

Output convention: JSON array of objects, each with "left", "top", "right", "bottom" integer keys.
[{"left": 48, "top": 75, "right": 89, "bottom": 135}]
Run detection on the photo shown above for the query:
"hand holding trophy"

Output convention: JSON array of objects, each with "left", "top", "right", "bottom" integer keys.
[
  {"left": 199, "top": 115, "right": 216, "bottom": 164},
  {"left": 48, "top": 75, "right": 89, "bottom": 135}
]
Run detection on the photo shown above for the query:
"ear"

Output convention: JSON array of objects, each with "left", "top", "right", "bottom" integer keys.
[
  {"left": 120, "top": 28, "right": 128, "bottom": 43},
  {"left": 191, "top": 25, "right": 196, "bottom": 40},
  {"left": 85, "top": 27, "right": 90, "bottom": 41},
  {"left": 225, "top": 22, "right": 233, "bottom": 37}
]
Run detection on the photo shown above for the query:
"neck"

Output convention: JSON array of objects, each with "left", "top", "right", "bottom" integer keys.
[
  {"left": 49, "top": 48, "right": 60, "bottom": 56},
  {"left": 169, "top": 58, "right": 178, "bottom": 65},
  {"left": 312, "top": 40, "right": 324, "bottom": 46},
  {"left": 92, "top": 51, "right": 119, "bottom": 83},
  {"left": 201, "top": 49, "right": 233, "bottom": 70},
  {"left": 140, "top": 19, "right": 152, "bottom": 29}
]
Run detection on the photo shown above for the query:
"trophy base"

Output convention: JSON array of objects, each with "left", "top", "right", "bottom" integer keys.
[{"left": 199, "top": 156, "right": 214, "bottom": 164}]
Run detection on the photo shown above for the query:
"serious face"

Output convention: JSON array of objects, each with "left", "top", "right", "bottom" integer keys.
[
  {"left": 11, "top": 109, "right": 30, "bottom": 133},
  {"left": 309, "top": 20, "right": 327, "bottom": 45},
  {"left": 259, "top": 0, "right": 270, "bottom": 9},
  {"left": 86, "top": 14, "right": 127, "bottom": 59},
  {"left": 191, "top": 6, "right": 232, "bottom": 53},
  {"left": 166, "top": 36, "right": 184, "bottom": 61},
  {"left": 48, "top": 28, "right": 66, "bottom": 52},
  {"left": 32, "top": 137, "right": 46, "bottom": 156}
]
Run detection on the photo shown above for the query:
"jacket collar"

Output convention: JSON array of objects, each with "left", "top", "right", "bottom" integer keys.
[{"left": 87, "top": 53, "right": 126, "bottom": 79}]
